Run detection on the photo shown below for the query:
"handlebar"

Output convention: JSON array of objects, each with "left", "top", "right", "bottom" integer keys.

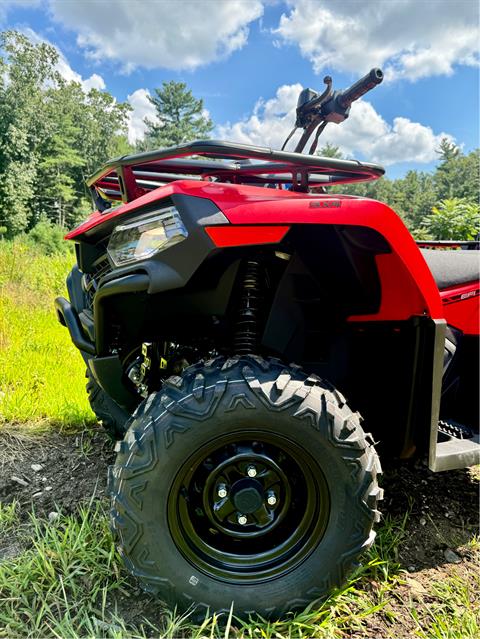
[
  {"left": 287, "top": 67, "right": 384, "bottom": 154},
  {"left": 338, "top": 68, "right": 383, "bottom": 109}
]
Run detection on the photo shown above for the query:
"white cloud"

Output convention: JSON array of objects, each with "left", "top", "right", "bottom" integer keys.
[
  {"left": 55, "top": 54, "right": 105, "bottom": 91},
  {"left": 80, "top": 73, "right": 105, "bottom": 91},
  {"left": 217, "top": 83, "right": 455, "bottom": 166},
  {"left": 275, "top": 0, "right": 479, "bottom": 80},
  {"left": 48, "top": 0, "right": 263, "bottom": 72},
  {"left": 23, "top": 28, "right": 106, "bottom": 92},
  {"left": 127, "top": 88, "right": 157, "bottom": 144}
]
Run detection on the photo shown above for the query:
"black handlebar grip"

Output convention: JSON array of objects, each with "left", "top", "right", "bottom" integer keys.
[{"left": 338, "top": 68, "right": 383, "bottom": 109}]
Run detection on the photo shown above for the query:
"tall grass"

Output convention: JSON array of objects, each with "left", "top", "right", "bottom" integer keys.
[
  {"left": 0, "top": 240, "right": 94, "bottom": 428},
  {"left": 0, "top": 499, "right": 406, "bottom": 639},
  {"left": 1, "top": 496, "right": 477, "bottom": 639}
]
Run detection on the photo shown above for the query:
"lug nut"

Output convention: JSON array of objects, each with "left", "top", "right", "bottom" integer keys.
[
  {"left": 217, "top": 485, "right": 228, "bottom": 499},
  {"left": 246, "top": 465, "right": 257, "bottom": 478},
  {"left": 237, "top": 514, "right": 248, "bottom": 526},
  {"left": 267, "top": 492, "right": 277, "bottom": 506}
]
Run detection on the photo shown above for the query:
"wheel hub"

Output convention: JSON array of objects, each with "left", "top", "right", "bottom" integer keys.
[
  {"left": 231, "top": 479, "right": 264, "bottom": 514},
  {"left": 168, "top": 433, "right": 330, "bottom": 582},
  {"left": 207, "top": 449, "right": 287, "bottom": 535}
]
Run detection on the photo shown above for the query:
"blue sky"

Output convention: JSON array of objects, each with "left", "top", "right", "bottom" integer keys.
[{"left": 2, "top": 0, "right": 479, "bottom": 178}]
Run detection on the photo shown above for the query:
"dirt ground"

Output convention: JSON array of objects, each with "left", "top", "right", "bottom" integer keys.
[{"left": 0, "top": 426, "right": 478, "bottom": 635}]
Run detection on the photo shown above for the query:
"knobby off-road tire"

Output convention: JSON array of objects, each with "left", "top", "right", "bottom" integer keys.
[
  {"left": 109, "top": 356, "right": 383, "bottom": 620},
  {"left": 86, "top": 369, "right": 130, "bottom": 439}
]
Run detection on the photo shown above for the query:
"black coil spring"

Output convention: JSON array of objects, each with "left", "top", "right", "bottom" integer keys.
[{"left": 234, "top": 260, "right": 261, "bottom": 355}]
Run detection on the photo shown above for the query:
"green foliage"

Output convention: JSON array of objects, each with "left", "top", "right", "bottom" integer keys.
[
  {"left": 330, "top": 139, "right": 479, "bottom": 238},
  {"left": 318, "top": 143, "right": 343, "bottom": 158},
  {"left": 0, "top": 240, "right": 93, "bottom": 427},
  {"left": 0, "top": 30, "right": 131, "bottom": 235},
  {"left": 421, "top": 198, "right": 480, "bottom": 240},
  {"left": 142, "top": 80, "right": 213, "bottom": 150},
  {"left": 434, "top": 142, "right": 480, "bottom": 201},
  {"left": 0, "top": 31, "right": 58, "bottom": 236},
  {"left": 26, "top": 219, "right": 69, "bottom": 255}
]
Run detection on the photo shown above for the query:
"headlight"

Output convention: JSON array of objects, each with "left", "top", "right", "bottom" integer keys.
[{"left": 107, "top": 206, "right": 188, "bottom": 266}]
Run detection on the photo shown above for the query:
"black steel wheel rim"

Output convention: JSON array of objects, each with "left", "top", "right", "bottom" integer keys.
[{"left": 167, "top": 431, "right": 330, "bottom": 582}]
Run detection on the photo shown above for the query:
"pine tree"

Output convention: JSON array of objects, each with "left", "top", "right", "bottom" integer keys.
[
  {"left": 142, "top": 81, "right": 213, "bottom": 150},
  {"left": 318, "top": 143, "right": 342, "bottom": 158},
  {"left": 434, "top": 141, "right": 479, "bottom": 202}
]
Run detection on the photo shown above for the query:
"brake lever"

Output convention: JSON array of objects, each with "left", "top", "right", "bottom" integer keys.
[
  {"left": 283, "top": 76, "right": 333, "bottom": 153},
  {"left": 307, "top": 76, "right": 333, "bottom": 111}
]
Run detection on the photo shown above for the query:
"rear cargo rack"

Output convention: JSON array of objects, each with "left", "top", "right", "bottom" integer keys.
[{"left": 87, "top": 140, "right": 384, "bottom": 210}]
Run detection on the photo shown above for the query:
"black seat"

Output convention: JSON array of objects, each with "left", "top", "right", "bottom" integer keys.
[{"left": 420, "top": 249, "right": 480, "bottom": 290}]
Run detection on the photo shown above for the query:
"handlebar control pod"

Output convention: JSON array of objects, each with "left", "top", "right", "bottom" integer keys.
[{"left": 338, "top": 68, "right": 384, "bottom": 109}]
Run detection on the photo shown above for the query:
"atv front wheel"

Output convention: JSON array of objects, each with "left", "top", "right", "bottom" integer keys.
[{"left": 109, "top": 356, "right": 382, "bottom": 619}]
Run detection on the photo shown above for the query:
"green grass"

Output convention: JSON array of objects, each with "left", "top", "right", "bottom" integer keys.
[
  {"left": 0, "top": 240, "right": 94, "bottom": 429},
  {"left": 0, "top": 501, "right": 130, "bottom": 638},
  {"left": 0, "top": 500, "right": 407, "bottom": 639},
  {"left": 0, "top": 500, "right": 19, "bottom": 535},
  {"left": 2, "top": 498, "right": 476, "bottom": 639},
  {"left": 410, "top": 573, "right": 480, "bottom": 639}
]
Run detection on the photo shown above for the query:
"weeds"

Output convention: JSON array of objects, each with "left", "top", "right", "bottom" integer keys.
[
  {"left": 410, "top": 571, "right": 480, "bottom": 639},
  {"left": 0, "top": 500, "right": 19, "bottom": 534},
  {"left": 0, "top": 501, "right": 127, "bottom": 638}
]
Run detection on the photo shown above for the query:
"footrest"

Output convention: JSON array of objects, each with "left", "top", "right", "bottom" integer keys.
[{"left": 430, "top": 430, "right": 480, "bottom": 472}]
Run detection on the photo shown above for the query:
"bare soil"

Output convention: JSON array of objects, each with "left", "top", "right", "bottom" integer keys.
[{"left": 0, "top": 426, "right": 478, "bottom": 635}]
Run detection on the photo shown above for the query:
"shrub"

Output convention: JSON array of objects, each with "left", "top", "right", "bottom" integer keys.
[
  {"left": 421, "top": 198, "right": 480, "bottom": 240},
  {"left": 26, "top": 219, "right": 68, "bottom": 255}
]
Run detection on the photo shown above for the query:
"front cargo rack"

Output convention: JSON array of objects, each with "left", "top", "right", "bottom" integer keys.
[{"left": 87, "top": 140, "right": 385, "bottom": 210}]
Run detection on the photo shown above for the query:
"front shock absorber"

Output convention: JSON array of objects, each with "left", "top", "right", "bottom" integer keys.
[{"left": 234, "top": 260, "right": 262, "bottom": 355}]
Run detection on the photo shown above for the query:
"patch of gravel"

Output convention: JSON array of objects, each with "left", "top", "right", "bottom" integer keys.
[{"left": 0, "top": 429, "right": 114, "bottom": 519}]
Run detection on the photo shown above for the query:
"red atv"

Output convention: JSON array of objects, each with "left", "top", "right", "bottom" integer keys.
[{"left": 55, "top": 69, "right": 479, "bottom": 619}]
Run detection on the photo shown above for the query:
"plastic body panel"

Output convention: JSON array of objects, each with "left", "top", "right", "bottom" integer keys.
[
  {"left": 440, "top": 282, "right": 480, "bottom": 335},
  {"left": 67, "top": 180, "right": 443, "bottom": 324}
]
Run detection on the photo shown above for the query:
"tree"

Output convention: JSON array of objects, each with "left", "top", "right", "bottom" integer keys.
[
  {"left": 433, "top": 138, "right": 479, "bottom": 202},
  {"left": 142, "top": 81, "right": 213, "bottom": 150},
  {"left": 421, "top": 198, "right": 480, "bottom": 240},
  {"left": 36, "top": 82, "right": 131, "bottom": 228},
  {"left": 36, "top": 86, "right": 85, "bottom": 227},
  {"left": 436, "top": 138, "right": 460, "bottom": 162},
  {"left": 0, "top": 30, "right": 131, "bottom": 233},
  {"left": 0, "top": 31, "right": 58, "bottom": 235},
  {"left": 392, "top": 170, "right": 436, "bottom": 228},
  {"left": 318, "top": 143, "right": 342, "bottom": 158}
]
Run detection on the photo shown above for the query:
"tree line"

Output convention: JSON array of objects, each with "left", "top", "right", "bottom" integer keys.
[
  {"left": 0, "top": 30, "right": 478, "bottom": 242},
  {"left": 324, "top": 141, "right": 479, "bottom": 240}
]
